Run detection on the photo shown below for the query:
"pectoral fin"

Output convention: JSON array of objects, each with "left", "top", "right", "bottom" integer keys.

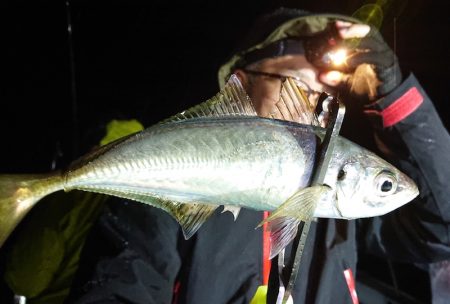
[{"left": 258, "top": 185, "right": 332, "bottom": 259}]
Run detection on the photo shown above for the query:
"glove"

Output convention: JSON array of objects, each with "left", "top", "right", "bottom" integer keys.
[{"left": 311, "top": 21, "right": 402, "bottom": 102}]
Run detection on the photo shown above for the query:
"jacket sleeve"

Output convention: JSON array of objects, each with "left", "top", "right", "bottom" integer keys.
[{"left": 360, "top": 73, "right": 450, "bottom": 263}]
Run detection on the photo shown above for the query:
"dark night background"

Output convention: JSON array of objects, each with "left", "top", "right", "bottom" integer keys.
[{"left": 0, "top": 0, "right": 449, "bottom": 303}]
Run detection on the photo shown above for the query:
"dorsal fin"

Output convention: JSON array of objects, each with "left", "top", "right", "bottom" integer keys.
[
  {"left": 162, "top": 74, "right": 257, "bottom": 123},
  {"left": 267, "top": 77, "right": 320, "bottom": 126}
]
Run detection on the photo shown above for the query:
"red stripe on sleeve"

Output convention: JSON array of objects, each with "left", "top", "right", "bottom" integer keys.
[
  {"left": 381, "top": 87, "right": 423, "bottom": 127},
  {"left": 262, "top": 211, "right": 271, "bottom": 285},
  {"left": 343, "top": 268, "right": 359, "bottom": 304}
]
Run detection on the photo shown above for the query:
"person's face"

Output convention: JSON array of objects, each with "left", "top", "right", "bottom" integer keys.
[{"left": 235, "top": 54, "right": 332, "bottom": 120}]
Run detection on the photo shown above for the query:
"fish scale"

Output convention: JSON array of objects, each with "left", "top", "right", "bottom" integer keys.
[{"left": 62, "top": 118, "right": 310, "bottom": 211}]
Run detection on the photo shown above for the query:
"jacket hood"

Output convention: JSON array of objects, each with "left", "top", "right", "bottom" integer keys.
[{"left": 218, "top": 8, "right": 362, "bottom": 88}]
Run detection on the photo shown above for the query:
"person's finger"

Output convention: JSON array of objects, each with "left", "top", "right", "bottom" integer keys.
[
  {"left": 319, "top": 70, "right": 350, "bottom": 87},
  {"left": 336, "top": 21, "right": 370, "bottom": 39},
  {"left": 338, "top": 34, "right": 387, "bottom": 52},
  {"left": 335, "top": 20, "right": 352, "bottom": 28}
]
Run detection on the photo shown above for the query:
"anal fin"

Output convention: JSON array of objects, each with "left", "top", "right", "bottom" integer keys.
[
  {"left": 129, "top": 196, "right": 218, "bottom": 239},
  {"left": 172, "top": 203, "right": 218, "bottom": 239},
  {"left": 74, "top": 187, "right": 217, "bottom": 239}
]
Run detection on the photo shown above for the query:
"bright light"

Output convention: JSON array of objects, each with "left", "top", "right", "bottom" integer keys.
[{"left": 328, "top": 49, "right": 348, "bottom": 66}]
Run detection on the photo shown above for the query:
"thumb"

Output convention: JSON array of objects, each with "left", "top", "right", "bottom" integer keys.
[{"left": 319, "top": 70, "right": 350, "bottom": 87}]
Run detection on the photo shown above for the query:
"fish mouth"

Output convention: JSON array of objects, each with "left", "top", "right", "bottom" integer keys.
[
  {"left": 397, "top": 172, "right": 420, "bottom": 205},
  {"left": 409, "top": 184, "right": 420, "bottom": 201},
  {"left": 411, "top": 184, "right": 420, "bottom": 198}
]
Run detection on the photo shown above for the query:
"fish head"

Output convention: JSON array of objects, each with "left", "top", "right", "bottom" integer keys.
[{"left": 325, "top": 141, "right": 419, "bottom": 219}]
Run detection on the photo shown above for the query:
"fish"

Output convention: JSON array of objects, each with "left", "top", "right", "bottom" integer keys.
[{"left": 0, "top": 75, "right": 419, "bottom": 257}]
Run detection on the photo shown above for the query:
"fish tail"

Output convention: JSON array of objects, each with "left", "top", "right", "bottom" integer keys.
[{"left": 0, "top": 172, "right": 63, "bottom": 248}]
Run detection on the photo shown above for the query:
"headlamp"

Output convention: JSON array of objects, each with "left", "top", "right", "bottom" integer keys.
[
  {"left": 324, "top": 48, "right": 348, "bottom": 66},
  {"left": 305, "top": 23, "right": 350, "bottom": 71}
]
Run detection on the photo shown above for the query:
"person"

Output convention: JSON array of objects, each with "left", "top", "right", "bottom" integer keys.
[{"left": 62, "top": 7, "right": 450, "bottom": 304}]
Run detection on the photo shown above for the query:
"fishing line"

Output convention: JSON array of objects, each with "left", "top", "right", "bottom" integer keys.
[{"left": 65, "top": 0, "right": 79, "bottom": 159}]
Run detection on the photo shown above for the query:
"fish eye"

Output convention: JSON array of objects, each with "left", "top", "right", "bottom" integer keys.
[
  {"left": 381, "top": 180, "right": 393, "bottom": 192},
  {"left": 374, "top": 171, "right": 398, "bottom": 196},
  {"left": 337, "top": 169, "right": 346, "bottom": 180}
]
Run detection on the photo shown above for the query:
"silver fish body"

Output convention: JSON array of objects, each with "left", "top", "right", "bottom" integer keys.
[
  {"left": 0, "top": 115, "right": 419, "bottom": 250},
  {"left": 0, "top": 75, "right": 418, "bottom": 251},
  {"left": 65, "top": 116, "right": 317, "bottom": 212},
  {"left": 63, "top": 116, "right": 418, "bottom": 219}
]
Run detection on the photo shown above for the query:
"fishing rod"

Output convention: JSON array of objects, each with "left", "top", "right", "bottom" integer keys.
[{"left": 280, "top": 93, "right": 347, "bottom": 303}]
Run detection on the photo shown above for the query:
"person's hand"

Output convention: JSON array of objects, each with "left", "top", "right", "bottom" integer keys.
[{"left": 318, "top": 21, "right": 402, "bottom": 102}]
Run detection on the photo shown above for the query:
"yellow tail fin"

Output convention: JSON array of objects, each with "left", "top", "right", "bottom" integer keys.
[{"left": 0, "top": 173, "right": 63, "bottom": 247}]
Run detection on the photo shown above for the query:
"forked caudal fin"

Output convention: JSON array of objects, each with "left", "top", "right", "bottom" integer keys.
[{"left": 0, "top": 173, "right": 63, "bottom": 247}]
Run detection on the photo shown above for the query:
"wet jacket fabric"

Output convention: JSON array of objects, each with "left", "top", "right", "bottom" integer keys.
[
  {"left": 66, "top": 202, "right": 265, "bottom": 304},
  {"left": 65, "top": 73, "right": 450, "bottom": 304}
]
